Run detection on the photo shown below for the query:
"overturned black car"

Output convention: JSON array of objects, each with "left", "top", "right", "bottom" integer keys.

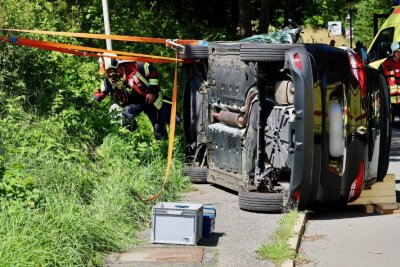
[{"left": 179, "top": 40, "right": 391, "bottom": 212}]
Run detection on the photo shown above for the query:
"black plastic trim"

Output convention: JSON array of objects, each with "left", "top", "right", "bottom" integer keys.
[{"left": 286, "top": 47, "right": 314, "bottom": 209}]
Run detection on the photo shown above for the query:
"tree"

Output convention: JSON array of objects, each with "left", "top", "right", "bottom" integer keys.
[
  {"left": 238, "top": 0, "right": 252, "bottom": 37},
  {"left": 353, "top": 0, "right": 392, "bottom": 47},
  {"left": 259, "top": 0, "right": 271, "bottom": 33}
]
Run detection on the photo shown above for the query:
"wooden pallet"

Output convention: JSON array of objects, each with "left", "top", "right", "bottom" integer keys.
[{"left": 348, "top": 174, "right": 399, "bottom": 214}]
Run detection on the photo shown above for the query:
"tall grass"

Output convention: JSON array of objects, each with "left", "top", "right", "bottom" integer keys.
[{"left": 0, "top": 96, "right": 191, "bottom": 266}]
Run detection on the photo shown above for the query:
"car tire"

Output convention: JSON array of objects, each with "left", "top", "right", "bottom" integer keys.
[
  {"left": 238, "top": 189, "right": 284, "bottom": 213},
  {"left": 240, "top": 43, "right": 302, "bottom": 62},
  {"left": 178, "top": 45, "right": 208, "bottom": 59},
  {"left": 377, "top": 75, "right": 392, "bottom": 181},
  {"left": 185, "top": 166, "right": 208, "bottom": 183}
]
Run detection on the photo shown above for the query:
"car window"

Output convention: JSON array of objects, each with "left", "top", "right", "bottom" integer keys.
[{"left": 368, "top": 27, "right": 395, "bottom": 62}]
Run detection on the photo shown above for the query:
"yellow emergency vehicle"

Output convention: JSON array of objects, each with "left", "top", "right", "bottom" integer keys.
[{"left": 368, "top": 5, "right": 400, "bottom": 69}]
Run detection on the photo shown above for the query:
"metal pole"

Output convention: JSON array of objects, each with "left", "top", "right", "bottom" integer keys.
[{"left": 102, "top": 0, "right": 112, "bottom": 50}]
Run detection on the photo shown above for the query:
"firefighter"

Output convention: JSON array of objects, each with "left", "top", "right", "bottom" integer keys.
[
  {"left": 93, "top": 53, "right": 167, "bottom": 139},
  {"left": 380, "top": 41, "right": 400, "bottom": 124}
]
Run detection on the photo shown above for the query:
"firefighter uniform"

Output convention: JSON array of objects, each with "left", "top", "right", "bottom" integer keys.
[
  {"left": 380, "top": 52, "right": 400, "bottom": 123},
  {"left": 381, "top": 55, "right": 400, "bottom": 104},
  {"left": 94, "top": 61, "right": 167, "bottom": 140}
]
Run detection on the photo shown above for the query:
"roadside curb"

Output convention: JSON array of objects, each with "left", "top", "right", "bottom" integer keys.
[{"left": 282, "top": 212, "right": 308, "bottom": 267}]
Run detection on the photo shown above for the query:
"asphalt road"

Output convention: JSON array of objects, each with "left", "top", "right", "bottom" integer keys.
[
  {"left": 299, "top": 127, "right": 400, "bottom": 267},
  {"left": 182, "top": 184, "right": 281, "bottom": 267},
  {"left": 106, "top": 129, "right": 400, "bottom": 267},
  {"left": 105, "top": 182, "right": 283, "bottom": 267}
]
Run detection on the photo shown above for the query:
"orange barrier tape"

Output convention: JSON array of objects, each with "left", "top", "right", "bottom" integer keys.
[
  {"left": 0, "top": 36, "right": 98, "bottom": 57},
  {"left": 0, "top": 30, "right": 186, "bottom": 202},
  {"left": 24, "top": 37, "right": 181, "bottom": 62},
  {"left": 0, "top": 36, "right": 182, "bottom": 63},
  {"left": 144, "top": 54, "right": 178, "bottom": 202},
  {"left": 0, "top": 28, "right": 202, "bottom": 45}
]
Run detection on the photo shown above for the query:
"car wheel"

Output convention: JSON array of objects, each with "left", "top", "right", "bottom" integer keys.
[
  {"left": 240, "top": 43, "right": 302, "bottom": 62},
  {"left": 185, "top": 166, "right": 208, "bottom": 183},
  {"left": 238, "top": 189, "right": 284, "bottom": 213},
  {"left": 178, "top": 45, "right": 208, "bottom": 59}
]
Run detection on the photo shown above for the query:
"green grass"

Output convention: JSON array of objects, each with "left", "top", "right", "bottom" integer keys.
[
  {"left": 0, "top": 98, "right": 191, "bottom": 266},
  {"left": 257, "top": 210, "right": 300, "bottom": 266}
]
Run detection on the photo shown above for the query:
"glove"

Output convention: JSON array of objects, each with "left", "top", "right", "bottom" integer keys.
[
  {"left": 145, "top": 93, "right": 157, "bottom": 104},
  {"left": 93, "top": 89, "right": 106, "bottom": 102}
]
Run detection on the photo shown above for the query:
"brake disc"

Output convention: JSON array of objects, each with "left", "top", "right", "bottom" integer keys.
[{"left": 265, "top": 106, "right": 295, "bottom": 169}]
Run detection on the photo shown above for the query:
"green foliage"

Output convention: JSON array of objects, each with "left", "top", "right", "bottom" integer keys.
[
  {"left": 353, "top": 0, "right": 393, "bottom": 47},
  {"left": 0, "top": 196, "right": 134, "bottom": 266},
  {"left": 0, "top": 91, "right": 190, "bottom": 266},
  {"left": 0, "top": 175, "right": 42, "bottom": 209},
  {"left": 299, "top": 0, "right": 393, "bottom": 48},
  {"left": 303, "top": 0, "right": 346, "bottom": 28},
  {"left": 0, "top": 1, "right": 196, "bottom": 264}
]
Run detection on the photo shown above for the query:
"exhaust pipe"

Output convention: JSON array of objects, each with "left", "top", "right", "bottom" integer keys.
[
  {"left": 212, "top": 110, "right": 246, "bottom": 127},
  {"left": 212, "top": 90, "right": 258, "bottom": 128}
]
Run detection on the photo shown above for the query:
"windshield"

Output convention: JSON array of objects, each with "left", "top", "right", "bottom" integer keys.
[{"left": 368, "top": 27, "right": 395, "bottom": 63}]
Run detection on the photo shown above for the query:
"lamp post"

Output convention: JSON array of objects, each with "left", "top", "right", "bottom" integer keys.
[
  {"left": 102, "top": 0, "right": 112, "bottom": 50},
  {"left": 346, "top": 0, "right": 355, "bottom": 49}
]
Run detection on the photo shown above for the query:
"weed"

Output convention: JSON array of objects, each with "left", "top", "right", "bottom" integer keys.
[
  {"left": 257, "top": 210, "right": 299, "bottom": 266},
  {"left": 0, "top": 94, "right": 191, "bottom": 266}
]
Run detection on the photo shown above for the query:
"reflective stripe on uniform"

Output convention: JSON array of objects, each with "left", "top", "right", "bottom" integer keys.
[
  {"left": 153, "top": 93, "right": 163, "bottom": 110},
  {"left": 382, "top": 58, "right": 400, "bottom": 104},
  {"left": 134, "top": 71, "right": 150, "bottom": 87},
  {"left": 144, "top": 62, "right": 150, "bottom": 77},
  {"left": 149, "top": 78, "right": 159, "bottom": 86}
]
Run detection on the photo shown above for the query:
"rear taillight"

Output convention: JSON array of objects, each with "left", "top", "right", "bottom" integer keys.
[
  {"left": 294, "top": 53, "right": 302, "bottom": 70},
  {"left": 347, "top": 50, "right": 366, "bottom": 98},
  {"left": 293, "top": 191, "right": 300, "bottom": 201},
  {"left": 348, "top": 160, "right": 365, "bottom": 203}
]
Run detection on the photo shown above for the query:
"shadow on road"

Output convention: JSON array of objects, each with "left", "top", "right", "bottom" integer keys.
[
  {"left": 390, "top": 127, "right": 400, "bottom": 203},
  {"left": 306, "top": 205, "right": 378, "bottom": 220},
  {"left": 198, "top": 232, "right": 225, "bottom": 247},
  {"left": 211, "top": 184, "right": 238, "bottom": 196}
]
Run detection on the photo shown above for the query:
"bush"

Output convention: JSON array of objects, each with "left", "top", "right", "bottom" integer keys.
[
  {"left": 0, "top": 1, "right": 199, "bottom": 265},
  {"left": 0, "top": 94, "right": 190, "bottom": 266}
]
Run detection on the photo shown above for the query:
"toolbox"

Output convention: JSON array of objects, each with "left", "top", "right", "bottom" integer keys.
[
  {"left": 202, "top": 204, "right": 216, "bottom": 238},
  {"left": 151, "top": 202, "right": 203, "bottom": 245}
]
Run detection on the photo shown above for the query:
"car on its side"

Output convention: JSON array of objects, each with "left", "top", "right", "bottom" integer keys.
[{"left": 180, "top": 39, "right": 391, "bottom": 212}]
